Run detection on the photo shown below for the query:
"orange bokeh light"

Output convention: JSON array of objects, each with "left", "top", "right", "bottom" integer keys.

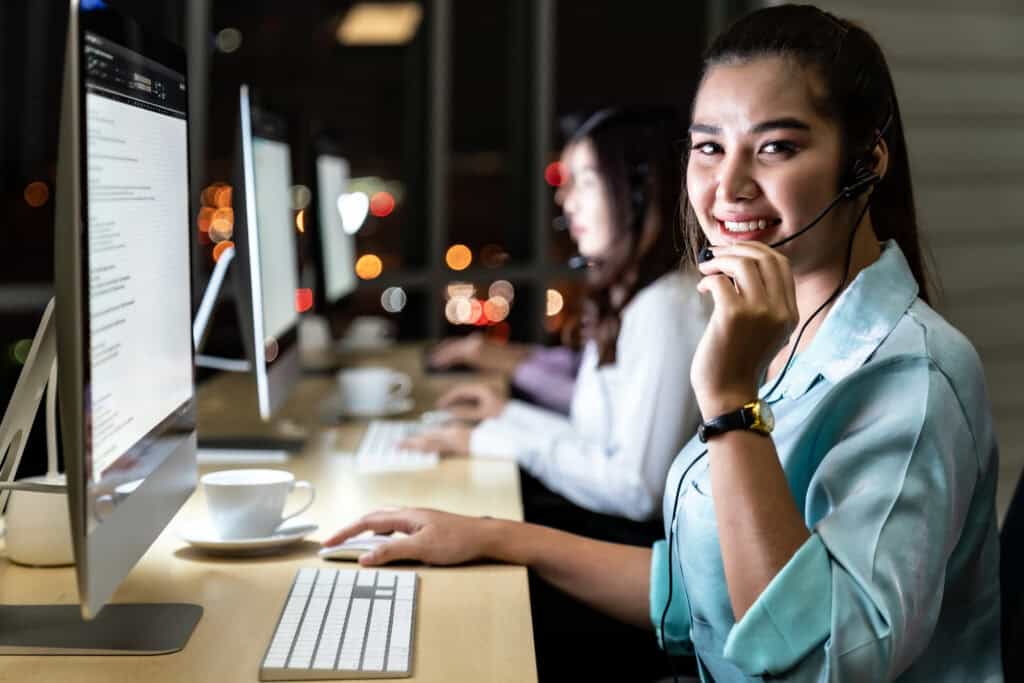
[
  {"left": 213, "top": 185, "right": 232, "bottom": 208},
  {"left": 445, "top": 244, "right": 472, "bottom": 271},
  {"left": 24, "top": 181, "right": 49, "bottom": 208},
  {"left": 483, "top": 296, "right": 510, "bottom": 323},
  {"left": 197, "top": 206, "right": 214, "bottom": 233},
  {"left": 369, "top": 191, "right": 395, "bottom": 217},
  {"left": 212, "top": 240, "right": 235, "bottom": 262},
  {"left": 295, "top": 209, "right": 305, "bottom": 233},
  {"left": 355, "top": 254, "right": 384, "bottom": 280}
]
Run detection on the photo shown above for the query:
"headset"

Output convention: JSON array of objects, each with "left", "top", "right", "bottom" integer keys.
[{"left": 662, "top": 106, "right": 893, "bottom": 682}]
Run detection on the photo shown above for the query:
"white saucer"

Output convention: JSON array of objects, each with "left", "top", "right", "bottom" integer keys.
[
  {"left": 323, "top": 394, "right": 415, "bottom": 420},
  {"left": 177, "top": 518, "right": 318, "bottom": 555}
]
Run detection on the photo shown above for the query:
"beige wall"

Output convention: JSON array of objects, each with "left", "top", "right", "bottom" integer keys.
[{"left": 766, "top": 0, "right": 1024, "bottom": 519}]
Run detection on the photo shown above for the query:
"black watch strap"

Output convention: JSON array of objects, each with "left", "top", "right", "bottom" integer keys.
[{"left": 697, "top": 408, "right": 750, "bottom": 443}]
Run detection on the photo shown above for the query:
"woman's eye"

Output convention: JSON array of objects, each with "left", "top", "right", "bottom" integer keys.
[
  {"left": 760, "top": 141, "right": 798, "bottom": 156},
  {"left": 691, "top": 141, "right": 720, "bottom": 155}
]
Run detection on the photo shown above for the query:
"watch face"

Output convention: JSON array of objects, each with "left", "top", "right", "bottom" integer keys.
[{"left": 757, "top": 401, "right": 775, "bottom": 432}]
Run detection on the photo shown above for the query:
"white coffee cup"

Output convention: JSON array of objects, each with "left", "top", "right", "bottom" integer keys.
[
  {"left": 201, "top": 469, "right": 315, "bottom": 540},
  {"left": 337, "top": 366, "right": 411, "bottom": 415},
  {"left": 346, "top": 316, "right": 395, "bottom": 344}
]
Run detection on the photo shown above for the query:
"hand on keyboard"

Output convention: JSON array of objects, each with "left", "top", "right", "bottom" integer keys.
[
  {"left": 323, "top": 508, "right": 492, "bottom": 567},
  {"left": 436, "top": 382, "right": 506, "bottom": 421},
  {"left": 398, "top": 424, "right": 472, "bottom": 456}
]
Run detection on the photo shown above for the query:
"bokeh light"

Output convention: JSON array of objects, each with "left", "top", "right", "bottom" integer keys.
[
  {"left": 381, "top": 286, "right": 407, "bottom": 313},
  {"left": 355, "top": 254, "right": 383, "bottom": 280},
  {"left": 295, "top": 209, "right": 305, "bottom": 233},
  {"left": 445, "top": 296, "right": 473, "bottom": 325},
  {"left": 24, "top": 181, "right": 49, "bottom": 208},
  {"left": 213, "top": 184, "right": 232, "bottom": 208},
  {"left": 469, "top": 298, "right": 485, "bottom": 325},
  {"left": 209, "top": 207, "right": 234, "bottom": 241},
  {"left": 290, "top": 184, "right": 312, "bottom": 211},
  {"left": 11, "top": 339, "right": 33, "bottom": 365},
  {"left": 197, "top": 206, "right": 214, "bottom": 233},
  {"left": 544, "top": 161, "right": 565, "bottom": 187},
  {"left": 445, "top": 244, "right": 472, "bottom": 271},
  {"left": 446, "top": 282, "right": 475, "bottom": 300},
  {"left": 216, "top": 28, "right": 243, "bottom": 53},
  {"left": 483, "top": 296, "right": 510, "bottom": 323},
  {"left": 295, "top": 288, "right": 313, "bottom": 313},
  {"left": 369, "top": 191, "right": 396, "bottom": 217},
  {"left": 212, "top": 240, "right": 234, "bottom": 262},
  {"left": 488, "top": 280, "right": 515, "bottom": 303},
  {"left": 265, "top": 336, "right": 279, "bottom": 363},
  {"left": 546, "top": 288, "right": 564, "bottom": 316}
]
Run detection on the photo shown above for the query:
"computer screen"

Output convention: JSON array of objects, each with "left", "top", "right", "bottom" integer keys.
[
  {"left": 315, "top": 154, "right": 358, "bottom": 306},
  {"left": 84, "top": 33, "right": 193, "bottom": 484},
  {"left": 253, "top": 138, "right": 300, "bottom": 341},
  {"left": 54, "top": 1, "right": 198, "bottom": 622},
  {"left": 231, "top": 86, "right": 303, "bottom": 420}
]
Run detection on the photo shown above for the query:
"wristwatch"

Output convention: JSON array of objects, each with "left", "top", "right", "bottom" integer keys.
[{"left": 697, "top": 399, "right": 774, "bottom": 443}]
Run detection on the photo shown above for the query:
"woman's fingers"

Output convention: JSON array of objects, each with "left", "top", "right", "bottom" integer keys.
[
  {"left": 359, "top": 534, "right": 422, "bottom": 566},
  {"left": 323, "top": 509, "right": 420, "bottom": 547}
]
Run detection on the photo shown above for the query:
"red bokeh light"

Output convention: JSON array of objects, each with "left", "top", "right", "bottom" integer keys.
[
  {"left": 544, "top": 161, "right": 565, "bottom": 187},
  {"left": 369, "top": 191, "right": 396, "bottom": 217},
  {"left": 295, "top": 288, "right": 314, "bottom": 313}
]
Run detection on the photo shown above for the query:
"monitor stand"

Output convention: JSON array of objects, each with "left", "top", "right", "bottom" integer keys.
[
  {"left": 0, "top": 300, "right": 202, "bottom": 655},
  {"left": 0, "top": 604, "right": 202, "bottom": 655}
]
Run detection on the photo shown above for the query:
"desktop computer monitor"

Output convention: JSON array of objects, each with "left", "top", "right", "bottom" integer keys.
[
  {"left": 230, "top": 86, "right": 303, "bottom": 421},
  {"left": 310, "top": 143, "right": 358, "bottom": 314},
  {"left": 26, "top": 0, "right": 200, "bottom": 648}
]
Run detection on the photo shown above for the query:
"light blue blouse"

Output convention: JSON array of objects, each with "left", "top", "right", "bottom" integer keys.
[{"left": 650, "top": 241, "right": 1002, "bottom": 682}]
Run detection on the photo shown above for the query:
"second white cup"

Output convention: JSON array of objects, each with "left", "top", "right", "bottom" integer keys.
[
  {"left": 336, "top": 366, "right": 412, "bottom": 415},
  {"left": 202, "top": 469, "right": 315, "bottom": 540}
]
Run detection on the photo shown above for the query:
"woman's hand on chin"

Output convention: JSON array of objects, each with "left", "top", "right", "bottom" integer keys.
[
  {"left": 691, "top": 241, "right": 798, "bottom": 417},
  {"left": 323, "top": 508, "right": 493, "bottom": 566}
]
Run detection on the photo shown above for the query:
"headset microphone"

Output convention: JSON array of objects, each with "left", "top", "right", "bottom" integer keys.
[{"left": 567, "top": 254, "right": 590, "bottom": 270}]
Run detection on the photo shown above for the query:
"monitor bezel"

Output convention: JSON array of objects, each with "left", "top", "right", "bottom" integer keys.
[
  {"left": 56, "top": 0, "right": 198, "bottom": 618},
  {"left": 309, "top": 138, "right": 357, "bottom": 316},
  {"left": 232, "top": 85, "right": 302, "bottom": 420}
]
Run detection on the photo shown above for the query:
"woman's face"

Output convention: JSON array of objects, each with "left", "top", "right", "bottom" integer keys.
[
  {"left": 560, "top": 139, "right": 615, "bottom": 259},
  {"left": 687, "top": 56, "right": 858, "bottom": 275}
]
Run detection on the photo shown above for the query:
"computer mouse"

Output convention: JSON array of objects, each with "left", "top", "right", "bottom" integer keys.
[{"left": 318, "top": 534, "right": 394, "bottom": 561}]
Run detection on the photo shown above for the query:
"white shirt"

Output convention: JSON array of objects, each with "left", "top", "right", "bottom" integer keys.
[{"left": 469, "top": 270, "right": 710, "bottom": 521}]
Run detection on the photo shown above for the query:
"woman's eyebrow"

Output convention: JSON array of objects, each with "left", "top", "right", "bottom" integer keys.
[
  {"left": 689, "top": 118, "right": 811, "bottom": 137},
  {"left": 749, "top": 117, "right": 811, "bottom": 134}
]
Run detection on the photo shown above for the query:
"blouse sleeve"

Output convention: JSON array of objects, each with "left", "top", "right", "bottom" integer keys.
[
  {"left": 510, "top": 346, "right": 581, "bottom": 414},
  {"left": 721, "top": 356, "right": 984, "bottom": 679},
  {"left": 469, "top": 278, "right": 704, "bottom": 521}
]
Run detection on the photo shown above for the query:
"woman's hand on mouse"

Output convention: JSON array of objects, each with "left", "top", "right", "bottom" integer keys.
[
  {"left": 436, "top": 382, "right": 506, "bottom": 421},
  {"left": 399, "top": 424, "right": 472, "bottom": 455},
  {"left": 691, "top": 241, "right": 798, "bottom": 417},
  {"left": 324, "top": 508, "right": 492, "bottom": 566}
]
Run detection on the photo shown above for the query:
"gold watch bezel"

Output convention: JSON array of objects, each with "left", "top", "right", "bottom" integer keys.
[{"left": 744, "top": 399, "right": 774, "bottom": 435}]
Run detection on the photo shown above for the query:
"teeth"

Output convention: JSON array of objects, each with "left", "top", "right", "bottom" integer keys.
[{"left": 723, "top": 219, "right": 769, "bottom": 233}]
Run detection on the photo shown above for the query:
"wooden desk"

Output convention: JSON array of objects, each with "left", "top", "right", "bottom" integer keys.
[{"left": 0, "top": 345, "right": 537, "bottom": 682}]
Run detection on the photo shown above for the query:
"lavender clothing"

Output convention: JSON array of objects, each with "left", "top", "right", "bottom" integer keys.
[{"left": 511, "top": 346, "right": 582, "bottom": 415}]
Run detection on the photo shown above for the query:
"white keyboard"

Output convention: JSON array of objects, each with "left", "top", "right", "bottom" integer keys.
[
  {"left": 260, "top": 567, "right": 418, "bottom": 680},
  {"left": 354, "top": 421, "right": 439, "bottom": 472}
]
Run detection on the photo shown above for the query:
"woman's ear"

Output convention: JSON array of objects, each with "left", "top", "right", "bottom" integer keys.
[{"left": 871, "top": 134, "right": 889, "bottom": 181}]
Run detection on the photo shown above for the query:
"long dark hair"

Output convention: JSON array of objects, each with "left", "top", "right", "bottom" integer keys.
[
  {"left": 565, "top": 107, "right": 685, "bottom": 365},
  {"left": 679, "top": 4, "right": 932, "bottom": 302}
]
